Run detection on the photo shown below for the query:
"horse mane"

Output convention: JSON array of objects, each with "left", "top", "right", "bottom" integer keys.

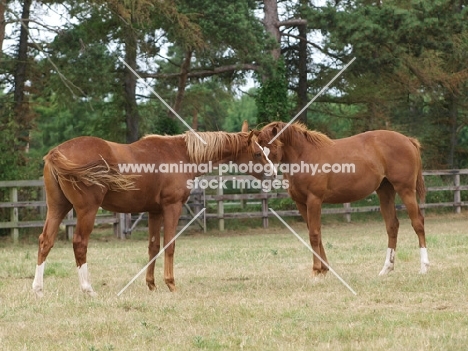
[
  {"left": 265, "top": 122, "right": 334, "bottom": 148},
  {"left": 182, "top": 131, "right": 248, "bottom": 163},
  {"left": 45, "top": 148, "right": 138, "bottom": 191}
]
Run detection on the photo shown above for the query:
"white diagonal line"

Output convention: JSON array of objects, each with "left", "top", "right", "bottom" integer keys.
[
  {"left": 117, "top": 57, "right": 207, "bottom": 145},
  {"left": 268, "top": 57, "right": 356, "bottom": 144},
  {"left": 269, "top": 207, "right": 357, "bottom": 295},
  {"left": 255, "top": 141, "right": 277, "bottom": 177},
  {"left": 117, "top": 208, "right": 206, "bottom": 296}
]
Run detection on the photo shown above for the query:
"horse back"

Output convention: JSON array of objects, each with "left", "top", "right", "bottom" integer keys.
[{"left": 43, "top": 136, "right": 192, "bottom": 213}]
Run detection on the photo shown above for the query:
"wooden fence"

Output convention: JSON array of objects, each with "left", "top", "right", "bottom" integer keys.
[
  {"left": 0, "top": 180, "right": 123, "bottom": 243},
  {"left": 1, "top": 170, "right": 467, "bottom": 243},
  {"left": 204, "top": 170, "right": 468, "bottom": 230}
]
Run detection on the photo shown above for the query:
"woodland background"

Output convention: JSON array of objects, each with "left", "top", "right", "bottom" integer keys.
[{"left": 1, "top": 0, "right": 468, "bottom": 181}]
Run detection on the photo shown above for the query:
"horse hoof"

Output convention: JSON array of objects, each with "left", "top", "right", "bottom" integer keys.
[
  {"left": 33, "top": 289, "right": 44, "bottom": 298},
  {"left": 82, "top": 288, "right": 97, "bottom": 297},
  {"left": 311, "top": 270, "right": 327, "bottom": 279},
  {"left": 378, "top": 265, "right": 394, "bottom": 276},
  {"left": 86, "top": 290, "right": 98, "bottom": 297},
  {"left": 419, "top": 263, "right": 429, "bottom": 274},
  {"left": 166, "top": 284, "right": 177, "bottom": 292},
  {"left": 147, "top": 282, "right": 157, "bottom": 291},
  {"left": 165, "top": 278, "right": 176, "bottom": 292}
]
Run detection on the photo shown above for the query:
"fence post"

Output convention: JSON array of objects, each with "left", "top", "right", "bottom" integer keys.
[
  {"left": 117, "top": 213, "right": 124, "bottom": 239},
  {"left": 454, "top": 173, "right": 461, "bottom": 214},
  {"left": 40, "top": 179, "right": 46, "bottom": 219},
  {"left": 192, "top": 183, "right": 202, "bottom": 215},
  {"left": 262, "top": 191, "right": 269, "bottom": 228},
  {"left": 420, "top": 174, "right": 425, "bottom": 217},
  {"left": 344, "top": 203, "right": 351, "bottom": 223},
  {"left": 239, "top": 181, "right": 245, "bottom": 209},
  {"left": 113, "top": 212, "right": 120, "bottom": 237},
  {"left": 203, "top": 187, "right": 207, "bottom": 234},
  {"left": 116, "top": 213, "right": 128, "bottom": 239},
  {"left": 66, "top": 210, "right": 74, "bottom": 240},
  {"left": 217, "top": 176, "right": 224, "bottom": 231},
  {"left": 10, "top": 187, "right": 19, "bottom": 244}
]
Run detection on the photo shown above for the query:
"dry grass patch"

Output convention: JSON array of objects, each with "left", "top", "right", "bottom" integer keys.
[{"left": 1, "top": 214, "right": 468, "bottom": 350}]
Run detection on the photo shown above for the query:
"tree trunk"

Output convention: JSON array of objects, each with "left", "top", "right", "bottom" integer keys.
[
  {"left": 0, "top": 0, "right": 7, "bottom": 61},
  {"left": 123, "top": 26, "right": 139, "bottom": 143},
  {"left": 192, "top": 109, "right": 198, "bottom": 130},
  {"left": 169, "top": 50, "right": 192, "bottom": 119},
  {"left": 263, "top": 0, "right": 281, "bottom": 61},
  {"left": 297, "top": 22, "right": 308, "bottom": 124},
  {"left": 14, "top": 0, "right": 33, "bottom": 151}
]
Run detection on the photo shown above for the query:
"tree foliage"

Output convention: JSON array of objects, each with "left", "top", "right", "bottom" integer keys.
[
  {"left": 255, "top": 60, "right": 293, "bottom": 124},
  {"left": 1, "top": 0, "right": 468, "bottom": 182}
]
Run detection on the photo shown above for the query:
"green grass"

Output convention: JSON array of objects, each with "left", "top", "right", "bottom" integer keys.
[{"left": 1, "top": 213, "right": 468, "bottom": 350}]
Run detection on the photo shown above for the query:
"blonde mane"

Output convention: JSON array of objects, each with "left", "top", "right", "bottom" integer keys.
[
  {"left": 265, "top": 122, "right": 334, "bottom": 148},
  {"left": 183, "top": 131, "right": 248, "bottom": 164}
]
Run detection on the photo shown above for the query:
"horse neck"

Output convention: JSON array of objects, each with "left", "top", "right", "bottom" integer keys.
[
  {"left": 280, "top": 143, "right": 303, "bottom": 164},
  {"left": 280, "top": 129, "right": 332, "bottom": 164},
  {"left": 219, "top": 136, "right": 248, "bottom": 163},
  {"left": 203, "top": 133, "right": 247, "bottom": 164}
]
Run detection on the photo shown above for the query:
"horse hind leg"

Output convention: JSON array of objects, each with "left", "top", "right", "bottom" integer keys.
[
  {"left": 33, "top": 173, "right": 72, "bottom": 297},
  {"left": 397, "top": 187, "right": 429, "bottom": 274},
  {"left": 145, "top": 211, "right": 163, "bottom": 291},
  {"left": 376, "top": 180, "right": 399, "bottom": 275},
  {"left": 33, "top": 205, "right": 72, "bottom": 297}
]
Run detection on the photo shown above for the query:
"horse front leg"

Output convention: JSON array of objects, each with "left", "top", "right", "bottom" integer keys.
[
  {"left": 306, "top": 197, "right": 328, "bottom": 277},
  {"left": 73, "top": 207, "right": 99, "bottom": 296},
  {"left": 146, "top": 211, "right": 163, "bottom": 291},
  {"left": 296, "top": 201, "right": 329, "bottom": 276},
  {"left": 162, "top": 202, "right": 183, "bottom": 292}
]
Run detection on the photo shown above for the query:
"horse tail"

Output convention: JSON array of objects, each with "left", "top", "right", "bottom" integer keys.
[
  {"left": 44, "top": 148, "right": 137, "bottom": 192},
  {"left": 408, "top": 137, "right": 426, "bottom": 203}
]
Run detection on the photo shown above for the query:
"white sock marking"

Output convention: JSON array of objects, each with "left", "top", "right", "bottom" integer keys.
[
  {"left": 255, "top": 141, "right": 277, "bottom": 177},
  {"left": 379, "top": 248, "right": 395, "bottom": 275},
  {"left": 32, "top": 262, "right": 45, "bottom": 297},
  {"left": 78, "top": 263, "right": 97, "bottom": 296},
  {"left": 420, "top": 247, "right": 429, "bottom": 274}
]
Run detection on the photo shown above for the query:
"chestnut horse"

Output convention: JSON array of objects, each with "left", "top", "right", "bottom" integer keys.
[
  {"left": 33, "top": 122, "right": 262, "bottom": 297},
  {"left": 254, "top": 122, "right": 429, "bottom": 277}
]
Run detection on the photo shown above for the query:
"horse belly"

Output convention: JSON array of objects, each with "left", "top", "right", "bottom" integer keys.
[
  {"left": 323, "top": 177, "right": 380, "bottom": 204},
  {"left": 101, "top": 190, "right": 160, "bottom": 213},
  {"left": 323, "top": 189, "right": 373, "bottom": 204}
]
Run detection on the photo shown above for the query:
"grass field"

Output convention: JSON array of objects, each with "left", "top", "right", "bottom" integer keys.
[{"left": 1, "top": 213, "right": 468, "bottom": 350}]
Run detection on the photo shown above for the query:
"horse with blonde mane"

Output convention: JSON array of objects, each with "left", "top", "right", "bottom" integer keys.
[
  {"left": 254, "top": 122, "right": 429, "bottom": 278},
  {"left": 33, "top": 122, "right": 263, "bottom": 297}
]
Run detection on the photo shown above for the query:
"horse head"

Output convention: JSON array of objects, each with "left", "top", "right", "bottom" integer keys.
[{"left": 251, "top": 122, "right": 285, "bottom": 165}]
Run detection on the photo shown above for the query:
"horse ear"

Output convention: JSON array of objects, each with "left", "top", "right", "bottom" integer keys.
[
  {"left": 241, "top": 120, "right": 248, "bottom": 133},
  {"left": 272, "top": 126, "right": 278, "bottom": 136},
  {"left": 247, "top": 129, "right": 259, "bottom": 145}
]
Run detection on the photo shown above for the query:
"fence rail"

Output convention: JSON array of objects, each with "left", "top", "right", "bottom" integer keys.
[
  {"left": 203, "top": 170, "right": 468, "bottom": 229},
  {"left": 1, "top": 169, "right": 467, "bottom": 242}
]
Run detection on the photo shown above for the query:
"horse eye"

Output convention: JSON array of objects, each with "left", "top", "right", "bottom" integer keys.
[{"left": 254, "top": 152, "right": 261, "bottom": 158}]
